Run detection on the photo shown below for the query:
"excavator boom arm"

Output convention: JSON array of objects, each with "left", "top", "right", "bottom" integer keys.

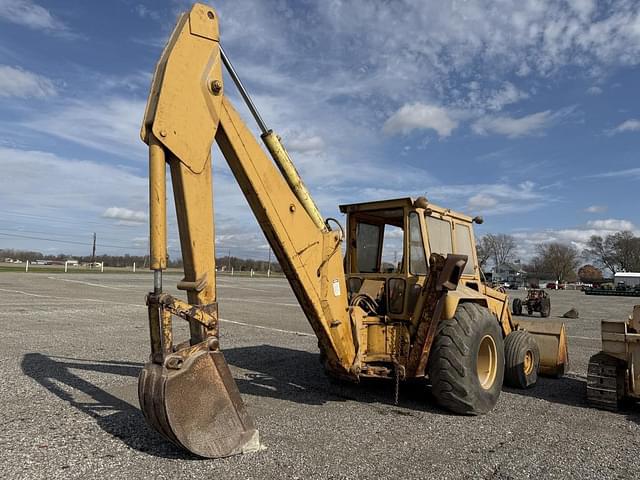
[{"left": 138, "top": 3, "right": 356, "bottom": 458}]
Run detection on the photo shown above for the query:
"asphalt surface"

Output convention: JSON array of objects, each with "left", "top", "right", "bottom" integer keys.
[{"left": 1, "top": 272, "right": 639, "bottom": 479}]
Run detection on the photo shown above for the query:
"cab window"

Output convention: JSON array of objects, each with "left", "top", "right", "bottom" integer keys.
[
  {"left": 381, "top": 224, "right": 403, "bottom": 273},
  {"left": 454, "top": 223, "right": 476, "bottom": 275},
  {"left": 355, "top": 223, "right": 381, "bottom": 273},
  {"left": 408, "top": 212, "right": 427, "bottom": 275},
  {"left": 353, "top": 208, "right": 404, "bottom": 273},
  {"left": 425, "top": 216, "right": 452, "bottom": 255}
]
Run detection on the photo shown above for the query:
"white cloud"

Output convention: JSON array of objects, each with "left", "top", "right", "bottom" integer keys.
[
  {"left": 468, "top": 194, "right": 498, "bottom": 210},
  {"left": 586, "top": 219, "right": 635, "bottom": 231},
  {"left": 586, "top": 167, "right": 640, "bottom": 179},
  {"left": 584, "top": 205, "right": 607, "bottom": 213},
  {"left": 570, "top": 0, "right": 596, "bottom": 20},
  {"left": 102, "top": 207, "right": 147, "bottom": 223},
  {"left": 0, "top": 65, "right": 56, "bottom": 98},
  {"left": 0, "top": 146, "right": 146, "bottom": 212},
  {"left": 426, "top": 180, "right": 551, "bottom": 216},
  {"left": 513, "top": 217, "right": 639, "bottom": 259},
  {"left": 472, "top": 110, "right": 553, "bottom": 138},
  {"left": 587, "top": 86, "right": 602, "bottom": 95},
  {"left": 383, "top": 103, "right": 458, "bottom": 137},
  {"left": 0, "top": 0, "right": 69, "bottom": 33},
  {"left": 284, "top": 134, "right": 325, "bottom": 154},
  {"left": 0, "top": 146, "right": 151, "bottom": 254},
  {"left": 135, "top": 5, "right": 161, "bottom": 21},
  {"left": 484, "top": 82, "right": 529, "bottom": 111},
  {"left": 24, "top": 97, "right": 146, "bottom": 159},
  {"left": 608, "top": 119, "right": 640, "bottom": 135}
]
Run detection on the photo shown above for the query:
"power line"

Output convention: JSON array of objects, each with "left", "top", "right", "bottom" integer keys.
[
  {"left": 0, "top": 229, "right": 150, "bottom": 250},
  {"left": 0, "top": 231, "right": 148, "bottom": 251},
  {"left": 0, "top": 226, "right": 143, "bottom": 245}
]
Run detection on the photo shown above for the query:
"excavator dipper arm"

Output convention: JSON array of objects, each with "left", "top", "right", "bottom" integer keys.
[{"left": 138, "top": 3, "right": 356, "bottom": 458}]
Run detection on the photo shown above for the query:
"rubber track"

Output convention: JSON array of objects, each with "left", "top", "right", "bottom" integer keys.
[{"left": 586, "top": 353, "right": 620, "bottom": 411}]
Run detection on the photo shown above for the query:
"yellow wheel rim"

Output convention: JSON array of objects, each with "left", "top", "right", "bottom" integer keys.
[
  {"left": 523, "top": 350, "right": 534, "bottom": 375},
  {"left": 477, "top": 335, "right": 498, "bottom": 390}
]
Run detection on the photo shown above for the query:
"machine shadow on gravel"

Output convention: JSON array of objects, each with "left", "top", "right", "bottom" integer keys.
[
  {"left": 23, "top": 347, "right": 638, "bottom": 453},
  {"left": 20, "top": 353, "right": 197, "bottom": 460},
  {"left": 505, "top": 375, "right": 587, "bottom": 407},
  {"left": 224, "top": 344, "right": 445, "bottom": 414},
  {"left": 226, "top": 345, "right": 640, "bottom": 423},
  {"left": 506, "top": 375, "right": 640, "bottom": 424}
]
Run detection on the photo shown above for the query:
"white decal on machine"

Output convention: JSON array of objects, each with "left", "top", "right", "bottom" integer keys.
[{"left": 332, "top": 279, "right": 341, "bottom": 297}]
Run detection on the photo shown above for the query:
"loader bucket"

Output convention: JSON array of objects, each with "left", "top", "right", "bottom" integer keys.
[
  {"left": 138, "top": 348, "right": 260, "bottom": 458},
  {"left": 513, "top": 319, "right": 569, "bottom": 377}
]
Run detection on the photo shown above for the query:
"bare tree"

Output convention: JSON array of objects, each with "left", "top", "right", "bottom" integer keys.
[
  {"left": 475, "top": 236, "right": 491, "bottom": 270},
  {"left": 585, "top": 231, "right": 640, "bottom": 274},
  {"left": 535, "top": 243, "right": 579, "bottom": 282},
  {"left": 610, "top": 231, "right": 640, "bottom": 272},
  {"left": 585, "top": 235, "right": 617, "bottom": 274},
  {"left": 484, "top": 233, "right": 516, "bottom": 267}
]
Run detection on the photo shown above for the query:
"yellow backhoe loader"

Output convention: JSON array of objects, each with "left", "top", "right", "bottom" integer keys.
[
  {"left": 587, "top": 305, "right": 640, "bottom": 410},
  {"left": 138, "top": 3, "right": 569, "bottom": 458}
]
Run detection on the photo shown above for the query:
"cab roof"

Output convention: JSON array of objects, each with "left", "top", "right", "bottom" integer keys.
[{"left": 338, "top": 197, "right": 474, "bottom": 223}]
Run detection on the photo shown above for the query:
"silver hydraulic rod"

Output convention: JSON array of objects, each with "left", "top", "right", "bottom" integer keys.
[
  {"left": 219, "top": 45, "right": 327, "bottom": 231},
  {"left": 220, "top": 46, "right": 269, "bottom": 135}
]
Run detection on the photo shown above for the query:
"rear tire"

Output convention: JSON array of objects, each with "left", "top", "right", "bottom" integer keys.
[
  {"left": 504, "top": 330, "right": 539, "bottom": 388},
  {"left": 540, "top": 297, "right": 551, "bottom": 317},
  {"left": 512, "top": 298, "right": 522, "bottom": 316},
  {"left": 428, "top": 303, "right": 505, "bottom": 415}
]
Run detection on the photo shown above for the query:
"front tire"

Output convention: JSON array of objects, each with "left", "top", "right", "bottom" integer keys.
[
  {"left": 428, "top": 303, "right": 505, "bottom": 415},
  {"left": 512, "top": 298, "right": 522, "bottom": 316},
  {"left": 504, "top": 330, "right": 539, "bottom": 388}
]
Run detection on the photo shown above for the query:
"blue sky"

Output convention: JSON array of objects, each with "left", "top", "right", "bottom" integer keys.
[{"left": 1, "top": 0, "right": 639, "bottom": 261}]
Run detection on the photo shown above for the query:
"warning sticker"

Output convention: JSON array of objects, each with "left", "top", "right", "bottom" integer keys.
[{"left": 332, "top": 279, "right": 341, "bottom": 297}]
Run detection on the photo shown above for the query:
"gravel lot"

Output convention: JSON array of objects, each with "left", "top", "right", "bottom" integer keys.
[{"left": 1, "top": 272, "right": 639, "bottom": 479}]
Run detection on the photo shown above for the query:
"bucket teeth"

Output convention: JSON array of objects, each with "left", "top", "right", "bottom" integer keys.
[{"left": 138, "top": 348, "right": 260, "bottom": 458}]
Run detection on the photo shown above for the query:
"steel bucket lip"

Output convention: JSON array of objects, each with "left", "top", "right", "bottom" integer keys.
[{"left": 138, "top": 349, "right": 261, "bottom": 458}]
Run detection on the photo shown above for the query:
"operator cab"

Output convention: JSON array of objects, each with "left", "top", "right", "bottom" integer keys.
[{"left": 340, "top": 197, "right": 481, "bottom": 322}]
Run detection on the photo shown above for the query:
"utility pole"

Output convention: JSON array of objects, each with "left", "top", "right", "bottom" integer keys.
[{"left": 91, "top": 232, "right": 96, "bottom": 269}]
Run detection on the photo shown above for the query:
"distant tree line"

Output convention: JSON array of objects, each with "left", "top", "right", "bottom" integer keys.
[
  {"left": 476, "top": 230, "right": 640, "bottom": 283},
  {"left": 584, "top": 231, "right": 640, "bottom": 274},
  {"left": 213, "top": 255, "right": 282, "bottom": 273},
  {"left": 0, "top": 249, "right": 152, "bottom": 267},
  {"left": 0, "top": 248, "right": 281, "bottom": 272}
]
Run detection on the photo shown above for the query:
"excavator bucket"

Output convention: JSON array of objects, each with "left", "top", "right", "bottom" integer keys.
[
  {"left": 514, "top": 319, "right": 569, "bottom": 377},
  {"left": 138, "top": 347, "right": 260, "bottom": 458}
]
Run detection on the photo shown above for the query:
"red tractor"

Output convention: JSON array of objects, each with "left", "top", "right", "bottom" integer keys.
[{"left": 513, "top": 289, "right": 551, "bottom": 317}]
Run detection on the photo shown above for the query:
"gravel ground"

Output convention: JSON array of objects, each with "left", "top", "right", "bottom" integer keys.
[{"left": 1, "top": 272, "right": 639, "bottom": 479}]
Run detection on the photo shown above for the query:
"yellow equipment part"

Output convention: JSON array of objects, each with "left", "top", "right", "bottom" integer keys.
[
  {"left": 139, "top": 3, "right": 356, "bottom": 457},
  {"left": 513, "top": 319, "right": 569, "bottom": 377},
  {"left": 136, "top": 2, "right": 571, "bottom": 458},
  {"left": 587, "top": 306, "right": 640, "bottom": 410},
  {"left": 479, "top": 281, "right": 568, "bottom": 378}
]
